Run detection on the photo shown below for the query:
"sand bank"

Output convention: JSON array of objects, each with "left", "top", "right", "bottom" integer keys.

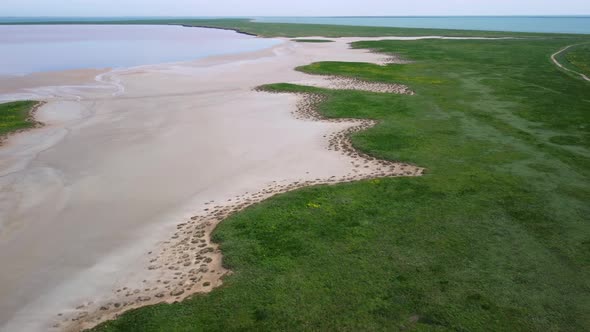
[{"left": 0, "top": 35, "right": 438, "bottom": 331}]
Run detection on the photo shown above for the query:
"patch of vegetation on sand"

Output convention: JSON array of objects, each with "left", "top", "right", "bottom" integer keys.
[
  {"left": 292, "top": 38, "right": 335, "bottom": 43},
  {"left": 93, "top": 34, "right": 590, "bottom": 331},
  {"left": 0, "top": 100, "right": 41, "bottom": 138}
]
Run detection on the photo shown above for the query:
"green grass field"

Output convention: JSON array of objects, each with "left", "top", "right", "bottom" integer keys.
[
  {"left": 0, "top": 101, "right": 40, "bottom": 138},
  {"left": 91, "top": 24, "right": 590, "bottom": 332},
  {"left": 565, "top": 44, "right": 590, "bottom": 76}
]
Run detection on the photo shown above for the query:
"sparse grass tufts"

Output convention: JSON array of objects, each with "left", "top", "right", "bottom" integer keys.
[{"left": 0, "top": 100, "right": 41, "bottom": 138}]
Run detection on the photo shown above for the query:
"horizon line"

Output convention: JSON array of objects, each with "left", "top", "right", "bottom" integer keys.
[{"left": 1, "top": 15, "right": 590, "bottom": 18}]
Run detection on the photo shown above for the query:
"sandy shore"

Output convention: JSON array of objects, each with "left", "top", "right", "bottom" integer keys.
[{"left": 0, "top": 34, "right": 437, "bottom": 331}]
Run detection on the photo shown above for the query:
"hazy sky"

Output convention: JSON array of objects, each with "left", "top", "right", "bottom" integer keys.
[{"left": 2, "top": 0, "right": 589, "bottom": 16}]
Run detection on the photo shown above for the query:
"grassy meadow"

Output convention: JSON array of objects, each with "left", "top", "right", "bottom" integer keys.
[
  {"left": 565, "top": 43, "right": 590, "bottom": 76},
  {"left": 0, "top": 101, "right": 40, "bottom": 138},
  {"left": 91, "top": 23, "right": 590, "bottom": 332}
]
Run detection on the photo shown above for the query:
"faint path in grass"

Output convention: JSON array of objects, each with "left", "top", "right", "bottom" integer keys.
[{"left": 551, "top": 43, "right": 590, "bottom": 82}]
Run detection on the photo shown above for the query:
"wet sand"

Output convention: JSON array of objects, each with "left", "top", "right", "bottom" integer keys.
[{"left": 0, "top": 34, "right": 439, "bottom": 331}]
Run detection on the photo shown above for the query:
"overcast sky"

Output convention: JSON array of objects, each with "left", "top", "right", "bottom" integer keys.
[{"left": 2, "top": 0, "right": 589, "bottom": 17}]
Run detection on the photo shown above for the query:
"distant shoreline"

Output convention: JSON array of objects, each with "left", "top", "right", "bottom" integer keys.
[
  {"left": 177, "top": 24, "right": 257, "bottom": 36},
  {"left": 1, "top": 16, "right": 590, "bottom": 35}
]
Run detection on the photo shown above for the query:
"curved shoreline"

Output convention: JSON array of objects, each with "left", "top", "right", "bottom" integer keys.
[
  {"left": 0, "top": 35, "right": 402, "bottom": 332},
  {"left": 68, "top": 91, "right": 423, "bottom": 332},
  {"left": 0, "top": 34, "right": 503, "bottom": 332},
  {"left": 177, "top": 24, "right": 259, "bottom": 37},
  {"left": 57, "top": 39, "right": 422, "bottom": 332}
]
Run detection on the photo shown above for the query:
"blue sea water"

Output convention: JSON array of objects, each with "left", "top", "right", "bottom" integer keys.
[
  {"left": 0, "top": 24, "right": 280, "bottom": 75},
  {"left": 254, "top": 16, "right": 590, "bottom": 35}
]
